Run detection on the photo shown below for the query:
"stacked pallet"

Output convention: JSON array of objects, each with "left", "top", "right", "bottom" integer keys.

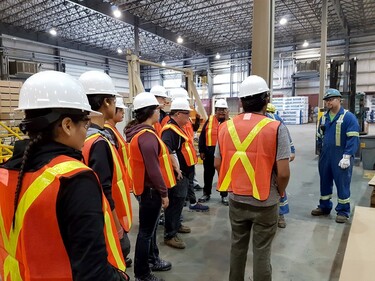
[
  {"left": 272, "top": 96, "right": 309, "bottom": 125},
  {"left": 0, "top": 80, "right": 23, "bottom": 126}
]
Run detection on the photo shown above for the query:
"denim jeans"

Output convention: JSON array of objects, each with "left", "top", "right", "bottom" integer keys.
[
  {"left": 134, "top": 187, "right": 162, "bottom": 278},
  {"left": 164, "top": 176, "right": 188, "bottom": 240}
]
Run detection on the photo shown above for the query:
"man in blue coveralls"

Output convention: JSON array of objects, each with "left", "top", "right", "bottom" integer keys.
[{"left": 312, "top": 88, "right": 359, "bottom": 223}]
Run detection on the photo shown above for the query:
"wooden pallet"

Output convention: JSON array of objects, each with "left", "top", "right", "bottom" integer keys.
[{"left": 0, "top": 80, "right": 23, "bottom": 126}]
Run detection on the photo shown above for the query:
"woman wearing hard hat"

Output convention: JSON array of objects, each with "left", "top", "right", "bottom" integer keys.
[
  {"left": 125, "top": 92, "right": 175, "bottom": 281},
  {"left": 0, "top": 71, "right": 128, "bottom": 280}
]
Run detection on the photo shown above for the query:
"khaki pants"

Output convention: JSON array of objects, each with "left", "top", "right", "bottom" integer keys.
[{"left": 229, "top": 199, "right": 278, "bottom": 281}]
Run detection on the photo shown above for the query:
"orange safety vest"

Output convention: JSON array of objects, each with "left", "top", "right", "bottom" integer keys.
[
  {"left": 0, "top": 155, "right": 125, "bottom": 281},
  {"left": 129, "top": 129, "right": 176, "bottom": 195},
  {"left": 104, "top": 123, "right": 133, "bottom": 191},
  {"left": 205, "top": 115, "right": 219, "bottom": 146},
  {"left": 83, "top": 133, "right": 132, "bottom": 232},
  {"left": 161, "top": 124, "right": 198, "bottom": 166},
  {"left": 217, "top": 114, "right": 279, "bottom": 200}
]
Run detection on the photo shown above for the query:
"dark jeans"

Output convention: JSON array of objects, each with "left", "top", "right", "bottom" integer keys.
[
  {"left": 203, "top": 153, "right": 227, "bottom": 197},
  {"left": 187, "top": 167, "right": 197, "bottom": 204},
  {"left": 164, "top": 176, "right": 189, "bottom": 240},
  {"left": 134, "top": 187, "right": 162, "bottom": 278}
]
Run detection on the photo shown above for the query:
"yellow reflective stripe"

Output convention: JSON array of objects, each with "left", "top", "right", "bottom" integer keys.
[
  {"left": 103, "top": 200, "right": 125, "bottom": 271},
  {"left": 219, "top": 118, "right": 273, "bottom": 199},
  {"left": 338, "top": 198, "right": 350, "bottom": 204},
  {"left": 5, "top": 161, "right": 87, "bottom": 280},
  {"left": 105, "top": 138, "right": 132, "bottom": 229},
  {"left": 184, "top": 142, "right": 195, "bottom": 165},
  {"left": 347, "top": 131, "right": 359, "bottom": 137},
  {"left": 160, "top": 145, "right": 176, "bottom": 186},
  {"left": 163, "top": 125, "right": 195, "bottom": 165},
  {"left": 279, "top": 200, "right": 289, "bottom": 207},
  {"left": 335, "top": 110, "right": 347, "bottom": 146},
  {"left": 207, "top": 116, "right": 213, "bottom": 146},
  {"left": 0, "top": 208, "right": 23, "bottom": 281},
  {"left": 320, "top": 194, "right": 332, "bottom": 200}
]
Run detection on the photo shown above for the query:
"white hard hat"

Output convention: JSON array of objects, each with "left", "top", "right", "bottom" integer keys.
[
  {"left": 16, "top": 71, "right": 100, "bottom": 116},
  {"left": 239, "top": 75, "right": 270, "bottom": 98},
  {"left": 133, "top": 92, "right": 159, "bottom": 110},
  {"left": 79, "top": 71, "right": 121, "bottom": 97},
  {"left": 214, "top": 99, "right": 228, "bottom": 109},
  {"left": 170, "top": 87, "right": 190, "bottom": 100},
  {"left": 115, "top": 97, "right": 127, "bottom": 109},
  {"left": 150, "top": 85, "right": 168, "bottom": 98},
  {"left": 170, "top": 97, "right": 192, "bottom": 111}
]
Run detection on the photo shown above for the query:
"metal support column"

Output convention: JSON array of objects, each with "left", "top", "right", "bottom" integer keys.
[
  {"left": 0, "top": 36, "right": 6, "bottom": 80},
  {"left": 207, "top": 56, "right": 213, "bottom": 99},
  {"left": 134, "top": 17, "right": 140, "bottom": 56},
  {"left": 318, "top": 0, "right": 328, "bottom": 108},
  {"left": 252, "top": 0, "right": 275, "bottom": 90},
  {"left": 343, "top": 37, "right": 350, "bottom": 94}
]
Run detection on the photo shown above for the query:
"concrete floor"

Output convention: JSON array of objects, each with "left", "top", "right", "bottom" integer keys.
[{"left": 126, "top": 123, "right": 374, "bottom": 281}]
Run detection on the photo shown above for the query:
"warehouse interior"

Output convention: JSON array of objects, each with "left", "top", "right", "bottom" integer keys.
[{"left": 1, "top": 0, "right": 375, "bottom": 280}]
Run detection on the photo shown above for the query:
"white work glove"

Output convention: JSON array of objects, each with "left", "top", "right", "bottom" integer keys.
[{"left": 338, "top": 154, "right": 351, "bottom": 169}]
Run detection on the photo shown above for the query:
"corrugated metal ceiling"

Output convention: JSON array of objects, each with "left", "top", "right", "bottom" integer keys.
[{"left": 0, "top": 0, "right": 374, "bottom": 61}]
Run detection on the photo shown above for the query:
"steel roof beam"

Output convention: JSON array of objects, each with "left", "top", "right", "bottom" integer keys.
[
  {"left": 331, "top": 0, "right": 349, "bottom": 35},
  {"left": 68, "top": 0, "right": 208, "bottom": 55}
]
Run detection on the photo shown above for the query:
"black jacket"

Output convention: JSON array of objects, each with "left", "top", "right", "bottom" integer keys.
[{"left": 2, "top": 140, "right": 127, "bottom": 281}]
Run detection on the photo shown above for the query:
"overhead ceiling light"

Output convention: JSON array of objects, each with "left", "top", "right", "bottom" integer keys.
[
  {"left": 49, "top": 28, "right": 57, "bottom": 36},
  {"left": 302, "top": 40, "right": 309, "bottom": 47},
  {"left": 117, "top": 48, "right": 123, "bottom": 54},
  {"left": 177, "top": 36, "right": 183, "bottom": 44},
  {"left": 279, "top": 17, "right": 287, "bottom": 25},
  {"left": 161, "top": 61, "right": 166, "bottom": 66},
  {"left": 215, "top": 52, "right": 221, "bottom": 59},
  {"left": 113, "top": 8, "right": 122, "bottom": 18}
]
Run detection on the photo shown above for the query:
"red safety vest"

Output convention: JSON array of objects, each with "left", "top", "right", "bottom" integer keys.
[
  {"left": 129, "top": 129, "right": 176, "bottom": 195},
  {"left": 0, "top": 155, "right": 125, "bottom": 281},
  {"left": 83, "top": 133, "right": 132, "bottom": 232},
  {"left": 205, "top": 115, "right": 219, "bottom": 146},
  {"left": 161, "top": 124, "right": 198, "bottom": 166},
  {"left": 217, "top": 114, "right": 279, "bottom": 200}
]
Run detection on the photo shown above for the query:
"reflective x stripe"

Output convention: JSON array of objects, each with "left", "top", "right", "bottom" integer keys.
[
  {"left": 1, "top": 161, "right": 87, "bottom": 281},
  {"left": 335, "top": 110, "right": 347, "bottom": 146},
  {"left": 320, "top": 194, "right": 332, "bottom": 200},
  {"left": 219, "top": 118, "right": 273, "bottom": 199},
  {"left": 338, "top": 198, "right": 350, "bottom": 204}
]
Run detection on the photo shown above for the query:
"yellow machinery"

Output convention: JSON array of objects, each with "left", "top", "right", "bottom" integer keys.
[{"left": 0, "top": 121, "right": 24, "bottom": 163}]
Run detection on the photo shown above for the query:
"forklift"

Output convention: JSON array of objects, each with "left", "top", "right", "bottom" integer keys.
[{"left": 330, "top": 58, "right": 368, "bottom": 135}]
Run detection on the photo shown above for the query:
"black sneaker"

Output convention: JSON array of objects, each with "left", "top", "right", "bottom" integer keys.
[
  {"left": 125, "top": 257, "right": 132, "bottom": 267},
  {"left": 150, "top": 257, "right": 172, "bottom": 271},
  {"left": 135, "top": 273, "right": 165, "bottom": 281}
]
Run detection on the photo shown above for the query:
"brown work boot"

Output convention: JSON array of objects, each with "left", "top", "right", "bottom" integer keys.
[
  {"left": 177, "top": 224, "right": 191, "bottom": 233},
  {"left": 278, "top": 215, "right": 286, "bottom": 228},
  {"left": 335, "top": 215, "right": 348, "bottom": 223},
  {"left": 164, "top": 235, "right": 186, "bottom": 249},
  {"left": 311, "top": 207, "right": 329, "bottom": 216}
]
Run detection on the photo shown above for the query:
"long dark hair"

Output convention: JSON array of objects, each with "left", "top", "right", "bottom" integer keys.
[
  {"left": 12, "top": 108, "right": 88, "bottom": 228},
  {"left": 125, "top": 105, "right": 158, "bottom": 130}
]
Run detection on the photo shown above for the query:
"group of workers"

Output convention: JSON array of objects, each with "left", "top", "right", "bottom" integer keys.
[{"left": 0, "top": 69, "right": 359, "bottom": 281}]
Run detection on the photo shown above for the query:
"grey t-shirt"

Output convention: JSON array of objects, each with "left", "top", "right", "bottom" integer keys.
[{"left": 214, "top": 122, "right": 290, "bottom": 207}]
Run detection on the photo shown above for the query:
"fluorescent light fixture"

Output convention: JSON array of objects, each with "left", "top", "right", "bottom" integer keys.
[
  {"left": 113, "top": 8, "right": 122, "bottom": 18},
  {"left": 117, "top": 48, "right": 123, "bottom": 54},
  {"left": 177, "top": 36, "right": 183, "bottom": 44},
  {"left": 279, "top": 17, "right": 287, "bottom": 25},
  {"left": 302, "top": 40, "right": 309, "bottom": 47},
  {"left": 49, "top": 28, "right": 57, "bottom": 36},
  {"left": 215, "top": 53, "right": 221, "bottom": 59},
  {"left": 161, "top": 61, "right": 166, "bottom": 66}
]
